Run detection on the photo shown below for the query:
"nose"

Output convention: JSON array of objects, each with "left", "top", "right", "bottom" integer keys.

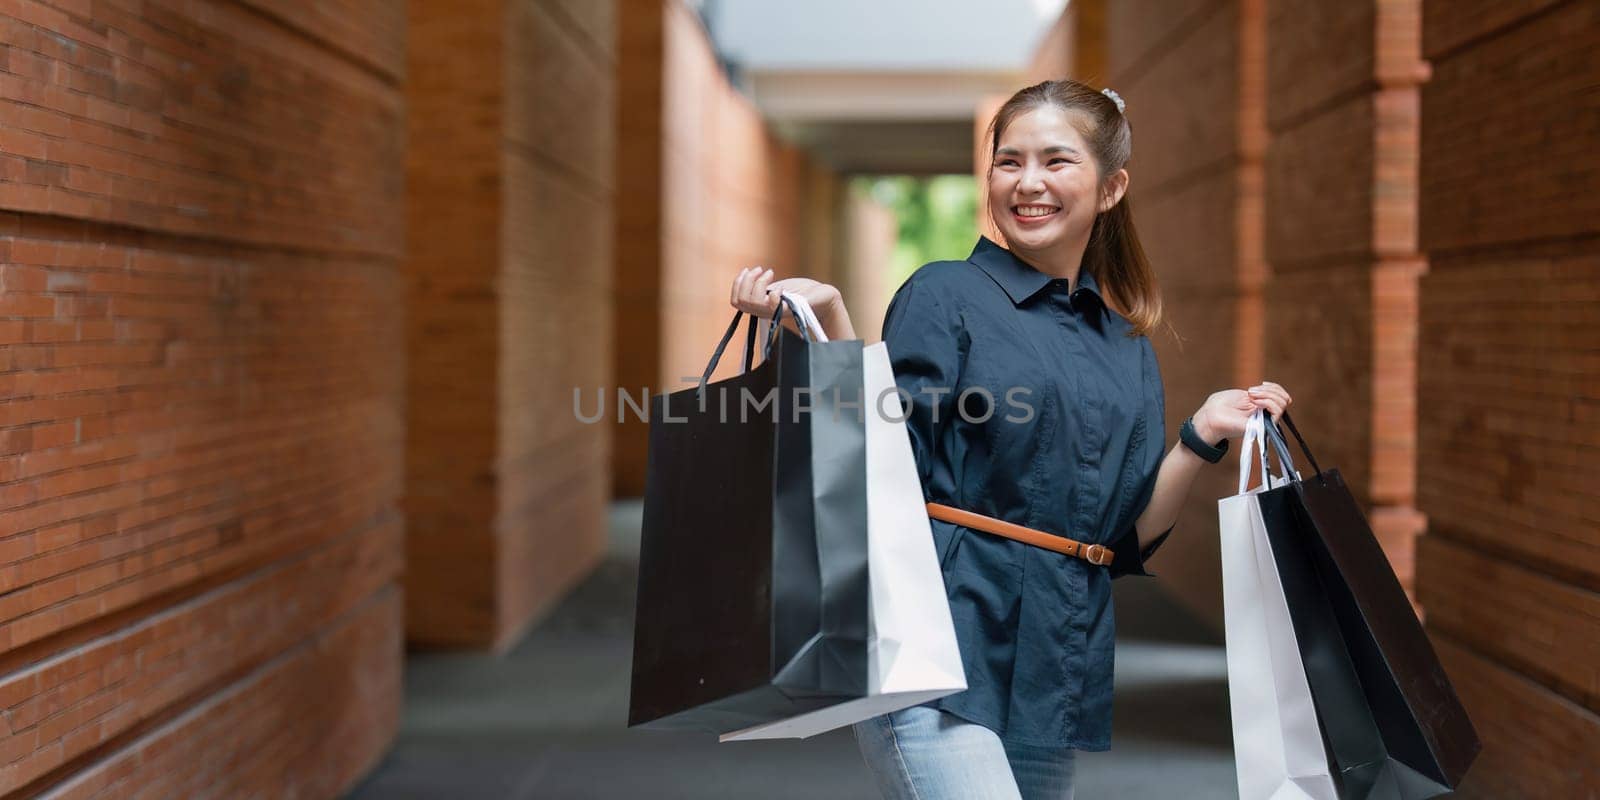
[{"left": 1018, "top": 163, "right": 1046, "bottom": 195}]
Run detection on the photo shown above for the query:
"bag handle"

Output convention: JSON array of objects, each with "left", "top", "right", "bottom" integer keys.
[
  {"left": 699, "top": 293, "right": 817, "bottom": 390},
  {"left": 776, "top": 292, "right": 829, "bottom": 343},
  {"left": 700, "top": 311, "right": 760, "bottom": 390},
  {"left": 1238, "top": 411, "right": 1265, "bottom": 494},
  {"left": 1275, "top": 410, "right": 1323, "bottom": 479},
  {"left": 1263, "top": 413, "right": 1299, "bottom": 483},
  {"left": 1257, "top": 410, "right": 1321, "bottom": 482},
  {"left": 1239, "top": 409, "right": 1296, "bottom": 494},
  {"left": 740, "top": 310, "right": 758, "bottom": 373}
]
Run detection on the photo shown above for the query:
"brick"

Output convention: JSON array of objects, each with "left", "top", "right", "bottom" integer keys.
[
  {"left": 0, "top": 265, "right": 50, "bottom": 292},
  {"left": 0, "top": 293, "right": 55, "bottom": 316}
]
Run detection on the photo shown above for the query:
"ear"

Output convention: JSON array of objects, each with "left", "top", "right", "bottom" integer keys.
[{"left": 1099, "top": 168, "right": 1129, "bottom": 213}]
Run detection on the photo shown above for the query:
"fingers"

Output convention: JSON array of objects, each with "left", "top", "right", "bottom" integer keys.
[
  {"left": 1247, "top": 380, "right": 1292, "bottom": 422},
  {"left": 752, "top": 268, "right": 777, "bottom": 316},
  {"left": 730, "top": 267, "right": 779, "bottom": 316},
  {"left": 730, "top": 267, "right": 752, "bottom": 308},
  {"left": 754, "top": 268, "right": 774, "bottom": 304}
]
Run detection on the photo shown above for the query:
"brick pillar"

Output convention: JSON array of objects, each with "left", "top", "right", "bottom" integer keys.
[
  {"left": 407, "top": 0, "right": 616, "bottom": 650},
  {"left": 1070, "top": 0, "right": 1108, "bottom": 82},
  {"left": 612, "top": 0, "right": 665, "bottom": 498},
  {"left": 1413, "top": 2, "right": 1600, "bottom": 797},
  {"left": 1263, "top": 0, "right": 1429, "bottom": 597},
  {"left": 1233, "top": 0, "right": 1266, "bottom": 396},
  {"left": 843, "top": 192, "right": 897, "bottom": 345}
]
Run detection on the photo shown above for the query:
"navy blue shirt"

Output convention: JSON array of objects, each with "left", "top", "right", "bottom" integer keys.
[{"left": 884, "top": 236, "right": 1173, "bottom": 750}]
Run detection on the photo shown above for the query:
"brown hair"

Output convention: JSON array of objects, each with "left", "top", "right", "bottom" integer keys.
[{"left": 985, "top": 79, "right": 1165, "bottom": 338}]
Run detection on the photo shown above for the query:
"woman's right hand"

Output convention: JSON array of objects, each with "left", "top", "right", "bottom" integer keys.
[
  {"left": 730, "top": 267, "right": 856, "bottom": 340},
  {"left": 729, "top": 268, "right": 842, "bottom": 321}
]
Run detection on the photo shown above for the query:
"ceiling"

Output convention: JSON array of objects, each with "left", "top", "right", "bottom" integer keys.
[{"left": 690, "top": 0, "right": 1065, "bottom": 174}]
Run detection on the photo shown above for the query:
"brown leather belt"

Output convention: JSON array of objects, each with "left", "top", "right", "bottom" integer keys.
[{"left": 925, "top": 502, "right": 1115, "bottom": 567}]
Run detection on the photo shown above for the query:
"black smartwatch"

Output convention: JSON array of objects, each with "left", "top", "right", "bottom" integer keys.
[{"left": 1180, "top": 416, "right": 1229, "bottom": 463}]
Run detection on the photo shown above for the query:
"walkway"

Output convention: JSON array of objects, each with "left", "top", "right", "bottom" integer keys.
[{"left": 348, "top": 502, "right": 1238, "bottom": 799}]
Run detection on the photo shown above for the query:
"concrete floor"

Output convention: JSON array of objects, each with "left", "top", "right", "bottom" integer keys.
[{"left": 347, "top": 501, "right": 1238, "bottom": 799}]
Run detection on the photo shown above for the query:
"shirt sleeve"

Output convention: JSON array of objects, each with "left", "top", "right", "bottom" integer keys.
[
  {"left": 881, "top": 277, "right": 966, "bottom": 499},
  {"left": 1109, "top": 337, "right": 1173, "bottom": 579}
]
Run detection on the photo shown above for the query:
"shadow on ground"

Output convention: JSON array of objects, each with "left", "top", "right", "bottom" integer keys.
[{"left": 347, "top": 501, "right": 1237, "bottom": 799}]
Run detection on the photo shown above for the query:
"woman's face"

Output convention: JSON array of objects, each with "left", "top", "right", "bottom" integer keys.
[{"left": 987, "top": 105, "right": 1126, "bottom": 267}]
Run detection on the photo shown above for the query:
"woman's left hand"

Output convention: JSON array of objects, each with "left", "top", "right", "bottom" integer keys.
[{"left": 1192, "top": 381, "right": 1293, "bottom": 442}]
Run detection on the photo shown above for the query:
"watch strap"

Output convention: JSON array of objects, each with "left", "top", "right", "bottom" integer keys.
[{"left": 1180, "top": 416, "right": 1229, "bottom": 463}]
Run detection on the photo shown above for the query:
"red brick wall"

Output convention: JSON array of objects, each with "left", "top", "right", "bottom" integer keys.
[
  {"left": 1414, "top": 1, "right": 1600, "bottom": 796},
  {"left": 406, "top": 0, "right": 615, "bottom": 649},
  {"left": 1103, "top": 0, "right": 1262, "bottom": 628},
  {"left": 0, "top": 0, "right": 404, "bottom": 794},
  {"left": 1264, "top": 0, "right": 1428, "bottom": 594},
  {"left": 612, "top": 0, "right": 828, "bottom": 497}
]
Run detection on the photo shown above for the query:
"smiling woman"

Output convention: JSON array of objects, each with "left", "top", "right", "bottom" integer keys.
[{"left": 730, "top": 77, "right": 1296, "bottom": 800}]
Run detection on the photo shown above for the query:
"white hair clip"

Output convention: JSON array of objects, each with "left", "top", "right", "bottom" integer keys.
[{"left": 1101, "top": 87, "right": 1126, "bottom": 114}]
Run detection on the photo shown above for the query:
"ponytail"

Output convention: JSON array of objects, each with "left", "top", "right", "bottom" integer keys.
[{"left": 1086, "top": 197, "right": 1163, "bottom": 337}]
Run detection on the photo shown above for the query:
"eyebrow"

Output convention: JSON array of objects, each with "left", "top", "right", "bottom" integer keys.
[{"left": 995, "top": 145, "right": 1083, "bottom": 157}]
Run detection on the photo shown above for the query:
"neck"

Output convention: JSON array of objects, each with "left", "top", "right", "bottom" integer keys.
[{"left": 1009, "top": 231, "right": 1091, "bottom": 289}]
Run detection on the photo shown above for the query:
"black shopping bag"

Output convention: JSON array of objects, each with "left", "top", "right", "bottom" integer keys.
[
  {"left": 1255, "top": 413, "right": 1480, "bottom": 799},
  {"left": 628, "top": 299, "right": 870, "bottom": 733}
]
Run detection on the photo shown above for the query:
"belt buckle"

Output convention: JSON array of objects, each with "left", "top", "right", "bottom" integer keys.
[{"left": 1083, "top": 544, "right": 1113, "bottom": 566}]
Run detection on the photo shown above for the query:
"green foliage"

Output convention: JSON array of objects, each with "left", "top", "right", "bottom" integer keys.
[{"left": 853, "top": 175, "right": 979, "bottom": 290}]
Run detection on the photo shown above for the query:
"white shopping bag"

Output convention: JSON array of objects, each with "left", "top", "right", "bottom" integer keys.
[
  {"left": 1220, "top": 411, "right": 1338, "bottom": 800},
  {"left": 721, "top": 294, "right": 966, "bottom": 741}
]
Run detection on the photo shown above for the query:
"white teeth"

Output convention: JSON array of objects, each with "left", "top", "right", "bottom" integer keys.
[{"left": 1016, "top": 206, "right": 1057, "bottom": 218}]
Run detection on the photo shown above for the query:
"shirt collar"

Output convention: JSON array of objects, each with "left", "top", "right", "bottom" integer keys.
[{"left": 968, "top": 236, "right": 1106, "bottom": 313}]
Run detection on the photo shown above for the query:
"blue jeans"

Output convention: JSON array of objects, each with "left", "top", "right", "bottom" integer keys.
[{"left": 852, "top": 705, "right": 1077, "bottom": 800}]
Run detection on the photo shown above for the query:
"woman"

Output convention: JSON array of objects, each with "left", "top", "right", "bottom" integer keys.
[{"left": 730, "top": 79, "right": 1291, "bottom": 800}]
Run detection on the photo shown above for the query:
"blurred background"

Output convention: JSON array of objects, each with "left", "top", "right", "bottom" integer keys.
[{"left": 0, "top": 0, "right": 1594, "bottom": 797}]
